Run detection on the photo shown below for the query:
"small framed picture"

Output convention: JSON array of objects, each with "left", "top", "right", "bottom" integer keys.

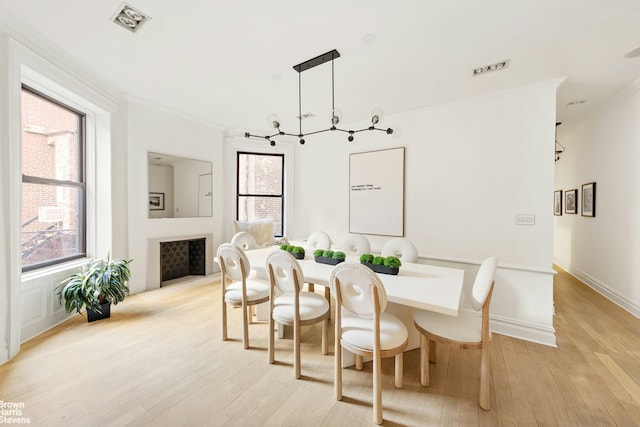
[
  {"left": 565, "top": 189, "right": 578, "bottom": 214},
  {"left": 554, "top": 190, "right": 563, "bottom": 216},
  {"left": 149, "top": 192, "right": 165, "bottom": 210},
  {"left": 581, "top": 182, "right": 596, "bottom": 217}
]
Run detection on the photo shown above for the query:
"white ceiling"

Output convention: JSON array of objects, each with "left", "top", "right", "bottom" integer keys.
[{"left": 2, "top": 0, "right": 640, "bottom": 135}]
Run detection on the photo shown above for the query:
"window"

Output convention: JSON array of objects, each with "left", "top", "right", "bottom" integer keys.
[
  {"left": 236, "top": 152, "right": 284, "bottom": 236},
  {"left": 21, "top": 85, "right": 86, "bottom": 271}
]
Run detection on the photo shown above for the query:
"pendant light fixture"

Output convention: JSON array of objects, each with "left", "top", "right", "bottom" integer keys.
[{"left": 244, "top": 49, "right": 393, "bottom": 146}]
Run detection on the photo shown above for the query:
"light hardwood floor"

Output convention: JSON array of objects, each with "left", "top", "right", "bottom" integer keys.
[{"left": 1, "top": 267, "right": 639, "bottom": 426}]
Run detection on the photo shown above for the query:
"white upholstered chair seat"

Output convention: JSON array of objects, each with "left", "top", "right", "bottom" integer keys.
[
  {"left": 224, "top": 281, "right": 270, "bottom": 306},
  {"left": 413, "top": 309, "right": 483, "bottom": 343},
  {"left": 341, "top": 311, "right": 408, "bottom": 352},
  {"left": 272, "top": 292, "right": 330, "bottom": 323}
]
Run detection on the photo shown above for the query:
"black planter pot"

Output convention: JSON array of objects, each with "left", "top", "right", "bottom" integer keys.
[
  {"left": 315, "top": 256, "right": 345, "bottom": 265},
  {"left": 362, "top": 262, "right": 400, "bottom": 275},
  {"left": 87, "top": 302, "right": 111, "bottom": 322},
  {"left": 291, "top": 252, "right": 305, "bottom": 260}
]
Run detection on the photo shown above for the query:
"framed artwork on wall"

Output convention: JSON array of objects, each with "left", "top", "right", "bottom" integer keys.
[
  {"left": 565, "top": 189, "right": 578, "bottom": 214},
  {"left": 149, "top": 192, "right": 165, "bottom": 210},
  {"left": 581, "top": 182, "right": 596, "bottom": 217},
  {"left": 554, "top": 190, "right": 562, "bottom": 216}
]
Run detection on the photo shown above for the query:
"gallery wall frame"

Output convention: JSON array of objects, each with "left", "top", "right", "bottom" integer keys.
[
  {"left": 149, "top": 192, "right": 165, "bottom": 210},
  {"left": 554, "top": 190, "right": 562, "bottom": 216},
  {"left": 581, "top": 182, "right": 596, "bottom": 217},
  {"left": 565, "top": 189, "right": 578, "bottom": 214}
]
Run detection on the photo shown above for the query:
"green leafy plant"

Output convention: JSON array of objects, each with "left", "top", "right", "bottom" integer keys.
[
  {"left": 332, "top": 251, "right": 346, "bottom": 260},
  {"left": 323, "top": 250, "right": 335, "bottom": 258},
  {"left": 56, "top": 255, "right": 132, "bottom": 315},
  {"left": 292, "top": 246, "right": 305, "bottom": 255},
  {"left": 313, "top": 249, "right": 325, "bottom": 257},
  {"left": 372, "top": 256, "right": 385, "bottom": 265},
  {"left": 280, "top": 244, "right": 289, "bottom": 251},
  {"left": 383, "top": 256, "right": 402, "bottom": 268},
  {"left": 360, "top": 253, "right": 374, "bottom": 264}
]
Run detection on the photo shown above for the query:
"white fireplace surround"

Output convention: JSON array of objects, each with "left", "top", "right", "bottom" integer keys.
[{"left": 147, "top": 233, "right": 214, "bottom": 290}]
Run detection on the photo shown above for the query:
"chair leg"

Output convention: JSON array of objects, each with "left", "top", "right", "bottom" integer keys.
[
  {"left": 324, "top": 287, "right": 331, "bottom": 320},
  {"left": 335, "top": 340, "right": 342, "bottom": 401},
  {"left": 268, "top": 315, "right": 275, "bottom": 364},
  {"left": 294, "top": 320, "right": 301, "bottom": 379},
  {"left": 242, "top": 303, "right": 249, "bottom": 349},
  {"left": 321, "top": 319, "right": 328, "bottom": 355},
  {"left": 308, "top": 283, "right": 315, "bottom": 293},
  {"left": 394, "top": 353, "right": 403, "bottom": 388},
  {"left": 222, "top": 300, "right": 228, "bottom": 341},
  {"left": 479, "top": 344, "right": 491, "bottom": 410},
  {"left": 420, "top": 334, "right": 430, "bottom": 386},
  {"left": 356, "top": 355, "right": 363, "bottom": 371},
  {"left": 373, "top": 353, "right": 382, "bottom": 425},
  {"left": 248, "top": 305, "right": 254, "bottom": 324}
]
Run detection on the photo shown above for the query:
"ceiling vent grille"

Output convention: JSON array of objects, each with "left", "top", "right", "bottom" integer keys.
[
  {"left": 473, "top": 59, "right": 510, "bottom": 76},
  {"left": 112, "top": 2, "right": 151, "bottom": 33}
]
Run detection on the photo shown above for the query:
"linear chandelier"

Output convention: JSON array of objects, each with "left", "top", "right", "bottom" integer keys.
[{"left": 244, "top": 49, "right": 393, "bottom": 146}]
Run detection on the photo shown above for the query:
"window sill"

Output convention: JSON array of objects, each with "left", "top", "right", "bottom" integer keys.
[{"left": 21, "top": 258, "right": 90, "bottom": 282}]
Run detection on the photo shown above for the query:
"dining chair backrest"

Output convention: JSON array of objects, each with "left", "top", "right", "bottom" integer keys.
[
  {"left": 267, "top": 250, "right": 304, "bottom": 294},
  {"left": 470, "top": 256, "right": 497, "bottom": 311},
  {"left": 231, "top": 231, "right": 258, "bottom": 251},
  {"left": 341, "top": 234, "right": 371, "bottom": 256},
  {"left": 217, "top": 243, "right": 250, "bottom": 282},
  {"left": 381, "top": 238, "right": 418, "bottom": 263},
  {"left": 330, "top": 262, "right": 388, "bottom": 318},
  {"left": 306, "top": 231, "right": 331, "bottom": 251}
]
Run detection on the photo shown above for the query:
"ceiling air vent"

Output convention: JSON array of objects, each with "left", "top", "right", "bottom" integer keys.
[
  {"left": 473, "top": 59, "right": 510, "bottom": 76},
  {"left": 112, "top": 3, "right": 151, "bottom": 33}
]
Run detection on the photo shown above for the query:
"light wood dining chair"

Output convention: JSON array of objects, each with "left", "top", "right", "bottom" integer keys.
[
  {"left": 340, "top": 234, "right": 371, "bottom": 256},
  {"left": 230, "top": 231, "right": 258, "bottom": 251},
  {"left": 267, "top": 250, "right": 330, "bottom": 379},
  {"left": 305, "top": 231, "right": 331, "bottom": 295},
  {"left": 413, "top": 256, "right": 497, "bottom": 410},
  {"left": 330, "top": 262, "right": 408, "bottom": 425},
  {"left": 381, "top": 237, "right": 418, "bottom": 263},
  {"left": 216, "top": 243, "right": 269, "bottom": 349}
]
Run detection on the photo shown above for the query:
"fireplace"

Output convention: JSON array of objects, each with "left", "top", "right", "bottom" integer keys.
[{"left": 160, "top": 238, "right": 206, "bottom": 283}]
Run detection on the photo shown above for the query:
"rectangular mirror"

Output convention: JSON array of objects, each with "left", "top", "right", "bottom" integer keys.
[{"left": 148, "top": 152, "right": 212, "bottom": 218}]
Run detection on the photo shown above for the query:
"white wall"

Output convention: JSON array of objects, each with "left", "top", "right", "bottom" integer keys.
[
  {"left": 126, "top": 99, "right": 225, "bottom": 294},
  {"left": 554, "top": 79, "right": 640, "bottom": 318},
  {"left": 278, "top": 80, "right": 561, "bottom": 345},
  {"left": 173, "top": 159, "right": 211, "bottom": 218}
]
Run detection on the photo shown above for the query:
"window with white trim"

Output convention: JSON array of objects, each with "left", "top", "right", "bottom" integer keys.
[{"left": 20, "top": 85, "right": 86, "bottom": 271}]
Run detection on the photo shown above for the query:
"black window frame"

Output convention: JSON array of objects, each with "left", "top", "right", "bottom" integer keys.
[
  {"left": 21, "top": 84, "right": 87, "bottom": 272},
  {"left": 236, "top": 151, "right": 285, "bottom": 237}
]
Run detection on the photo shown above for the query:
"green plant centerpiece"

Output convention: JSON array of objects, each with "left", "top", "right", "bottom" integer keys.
[
  {"left": 360, "top": 253, "right": 401, "bottom": 275},
  {"left": 56, "top": 255, "right": 132, "bottom": 322},
  {"left": 291, "top": 246, "right": 306, "bottom": 259},
  {"left": 314, "top": 249, "right": 345, "bottom": 265}
]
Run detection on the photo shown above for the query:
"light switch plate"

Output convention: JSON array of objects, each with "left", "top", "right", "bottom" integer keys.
[{"left": 516, "top": 214, "right": 535, "bottom": 225}]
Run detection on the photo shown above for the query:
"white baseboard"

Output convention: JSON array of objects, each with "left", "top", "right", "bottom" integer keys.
[
  {"left": 570, "top": 268, "right": 640, "bottom": 319},
  {"left": 490, "top": 314, "right": 557, "bottom": 347}
]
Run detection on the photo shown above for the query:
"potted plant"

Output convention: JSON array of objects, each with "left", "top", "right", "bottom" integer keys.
[
  {"left": 56, "top": 255, "right": 132, "bottom": 322},
  {"left": 291, "top": 246, "right": 306, "bottom": 260},
  {"left": 360, "top": 253, "right": 401, "bottom": 275},
  {"left": 314, "top": 249, "right": 345, "bottom": 265}
]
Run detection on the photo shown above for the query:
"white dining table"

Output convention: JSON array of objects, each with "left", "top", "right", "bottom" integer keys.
[{"left": 244, "top": 245, "right": 465, "bottom": 316}]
